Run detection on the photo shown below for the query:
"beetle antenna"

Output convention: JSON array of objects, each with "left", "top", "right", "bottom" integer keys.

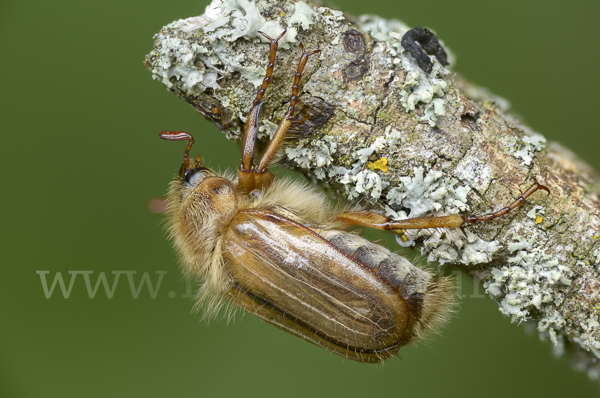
[{"left": 158, "top": 131, "right": 197, "bottom": 169}]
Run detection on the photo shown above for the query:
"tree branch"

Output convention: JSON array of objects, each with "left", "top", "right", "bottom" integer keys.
[{"left": 144, "top": 0, "right": 600, "bottom": 379}]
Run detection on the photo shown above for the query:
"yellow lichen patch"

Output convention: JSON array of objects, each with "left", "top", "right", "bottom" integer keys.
[
  {"left": 594, "top": 235, "right": 599, "bottom": 240},
  {"left": 535, "top": 215, "right": 543, "bottom": 224},
  {"left": 281, "top": 12, "right": 286, "bottom": 16},
  {"left": 393, "top": 229, "right": 408, "bottom": 242},
  {"left": 367, "top": 158, "right": 388, "bottom": 172}
]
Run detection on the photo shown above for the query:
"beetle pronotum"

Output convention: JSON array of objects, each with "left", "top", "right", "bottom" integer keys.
[{"left": 158, "top": 31, "right": 549, "bottom": 363}]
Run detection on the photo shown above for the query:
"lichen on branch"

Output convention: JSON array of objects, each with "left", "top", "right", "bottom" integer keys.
[{"left": 144, "top": 0, "right": 600, "bottom": 380}]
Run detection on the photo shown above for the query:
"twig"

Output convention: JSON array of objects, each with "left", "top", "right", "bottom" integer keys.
[{"left": 144, "top": 0, "right": 600, "bottom": 380}]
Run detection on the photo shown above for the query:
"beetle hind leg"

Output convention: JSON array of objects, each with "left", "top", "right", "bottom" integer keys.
[{"left": 335, "top": 178, "right": 550, "bottom": 233}]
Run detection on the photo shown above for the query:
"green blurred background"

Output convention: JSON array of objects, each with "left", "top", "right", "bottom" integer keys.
[{"left": 2, "top": 0, "right": 599, "bottom": 396}]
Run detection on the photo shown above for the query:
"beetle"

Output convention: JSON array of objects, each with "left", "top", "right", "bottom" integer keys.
[{"left": 158, "top": 31, "right": 549, "bottom": 363}]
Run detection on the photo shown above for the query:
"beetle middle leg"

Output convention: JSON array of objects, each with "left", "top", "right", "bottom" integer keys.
[{"left": 335, "top": 178, "right": 550, "bottom": 235}]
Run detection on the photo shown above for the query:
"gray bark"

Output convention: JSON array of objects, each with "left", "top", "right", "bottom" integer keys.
[{"left": 144, "top": 0, "right": 600, "bottom": 380}]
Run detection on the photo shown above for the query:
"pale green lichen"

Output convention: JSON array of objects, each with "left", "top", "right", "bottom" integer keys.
[
  {"left": 150, "top": 0, "right": 316, "bottom": 98},
  {"left": 151, "top": 35, "right": 213, "bottom": 93},
  {"left": 221, "top": 0, "right": 264, "bottom": 40},
  {"left": 317, "top": 7, "right": 344, "bottom": 25},
  {"left": 510, "top": 128, "right": 547, "bottom": 165},
  {"left": 382, "top": 167, "right": 499, "bottom": 265},
  {"left": 285, "top": 135, "right": 337, "bottom": 179},
  {"left": 396, "top": 167, "right": 444, "bottom": 215},
  {"left": 452, "top": 153, "right": 494, "bottom": 194},
  {"left": 484, "top": 232, "right": 574, "bottom": 328},
  {"left": 288, "top": 1, "right": 316, "bottom": 30},
  {"left": 526, "top": 205, "right": 545, "bottom": 224},
  {"left": 356, "top": 16, "right": 451, "bottom": 126},
  {"left": 523, "top": 132, "right": 546, "bottom": 151},
  {"left": 358, "top": 15, "right": 410, "bottom": 42}
]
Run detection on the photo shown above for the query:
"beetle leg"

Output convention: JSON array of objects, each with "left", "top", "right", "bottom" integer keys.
[
  {"left": 238, "top": 30, "right": 286, "bottom": 192},
  {"left": 459, "top": 178, "right": 550, "bottom": 225},
  {"left": 248, "top": 44, "right": 320, "bottom": 191},
  {"left": 256, "top": 44, "right": 320, "bottom": 173},
  {"left": 335, "top": 178, "right": 550, "bottom": 233}
]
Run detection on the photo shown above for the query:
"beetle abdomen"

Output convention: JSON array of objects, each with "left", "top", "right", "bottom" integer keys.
[
  {"left": 320, "top": 229, "right": 455, "bottom": 343},
  {"left": 323, "top": 231, "right": 430, "bottom": 314}
]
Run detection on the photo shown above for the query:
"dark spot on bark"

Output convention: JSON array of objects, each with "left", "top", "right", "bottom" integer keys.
[
  {"left": 343, "top": 29, "right": 366, "bottom": 57},
  {"left": 166, "top": 74, "right": 238, "bottom": 132},
  {"left": 460, "top": 112, "right": 480, "bottom": 132},
  {"left": 289, "top": 97, "right": 335, "bottom": 137},
  {"left": 401, "top": 27, "right": 449, "bottom": 74},
  {"left": 188, "top": 97, "right": 234, "bottom": 132},
  {"left": 344, "top": 61, "right": 369, "bottom": 82},
  {"left": 342, "top": 30, "right": 369, "bottom": 83}
]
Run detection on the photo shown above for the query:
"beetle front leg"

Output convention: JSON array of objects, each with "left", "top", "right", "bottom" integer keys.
[
  {"left": 238, "top": 30, "right": 286, "bottom": 192},
  {"left": 246, "top": 44, "right": 320, "bottom": 191},
  {"left": 255, "top": 44, "right": 320, "bottom": 173}
]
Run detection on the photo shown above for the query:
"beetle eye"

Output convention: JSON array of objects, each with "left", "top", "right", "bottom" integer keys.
[{"left": 184, "top": 167, "right": 209, "bottom": 185}]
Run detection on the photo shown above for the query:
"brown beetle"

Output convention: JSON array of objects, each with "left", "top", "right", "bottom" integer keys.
[{"left": 159, "top": 31, "right": 549, "bottom": 363}]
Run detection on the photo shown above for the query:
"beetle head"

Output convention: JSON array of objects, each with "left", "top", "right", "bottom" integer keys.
[{"left": 159, "top": 131, "right": 238, "bottom": 244}]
